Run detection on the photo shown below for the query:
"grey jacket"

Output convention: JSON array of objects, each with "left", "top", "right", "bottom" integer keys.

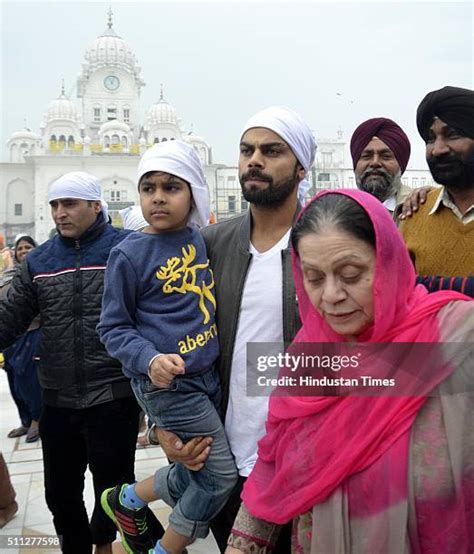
[{"left": 202, "top": 209, "right": 301, "bottom": 413}]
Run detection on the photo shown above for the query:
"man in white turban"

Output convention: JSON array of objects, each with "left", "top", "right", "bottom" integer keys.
[
  {"left": 240, "top": 105, "right": 317, "bottom": 206},
  {"left": 152, "top": 106, "right": 316, "bottom": 553},
  {"left": 47, "top": 171, "right": 109, "bottom": 238},
  {"left": 0, "top": 171, "right": 164, "bottom": 552}
]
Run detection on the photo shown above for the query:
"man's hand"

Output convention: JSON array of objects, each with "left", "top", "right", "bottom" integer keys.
[
  {"left": 149, "top": 354, "right": 185, "bottom": 388},
  {"left": 399, "top": 186, "right": 434, "bottom": 219},
  {"left": 155, "top": 428, "right": 212, "bottom": 471}
]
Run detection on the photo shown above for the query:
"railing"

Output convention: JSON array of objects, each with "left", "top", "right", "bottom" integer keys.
[
  {"left": 46, "top": 143, "right": 173, "bottom": 156},
  {"left": 48, "top": 141, "right": 84, "bottom": 154}
]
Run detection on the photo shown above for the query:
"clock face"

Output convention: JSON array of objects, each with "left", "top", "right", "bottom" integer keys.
[{"left": 104, "top": 75, "right": 120, "bottom": 91}]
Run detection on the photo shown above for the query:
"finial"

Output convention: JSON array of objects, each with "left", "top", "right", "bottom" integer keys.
[
  {"left": 160, "top": 83, "right": 164, "bottom": 101},
  {"left": 61, "top": 78, "right": 65, "bottom": 97},
  {"left": 107, "top": 6, "right": 113, "bottom": 29}
]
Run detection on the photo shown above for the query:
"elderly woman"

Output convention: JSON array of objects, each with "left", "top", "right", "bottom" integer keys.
[{"left": 226, "top": 190, "right": 473, "bottom": 553}]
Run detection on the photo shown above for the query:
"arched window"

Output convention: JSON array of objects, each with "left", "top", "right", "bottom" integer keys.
[
  {"left": 10, "top": 144, "right": 18, "bottom": 162},
  {"left": 121, "top": 136, "right": 128, "bottom": 148},
  {"left": 68, "top": 136, "right": 75, "bottom": 147},
  {"left": 161, "top": 137, "right": 168, "bottom": 142},
  {"left": 112, "top": 134, "right": 120, "bottom": 145},
  {"left": 104, "top": 136, "right": 110, "bottom": 148},
  {"left": 50, "top": 135, "right": 57, "bottom": 142},
  {"left": 154, "top": 137, "right": 159, "bottom": 144}
]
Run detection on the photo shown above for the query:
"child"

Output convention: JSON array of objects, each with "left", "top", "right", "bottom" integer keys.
[{"left": 98, "top": 141, "right": 237, "bottom": 554}]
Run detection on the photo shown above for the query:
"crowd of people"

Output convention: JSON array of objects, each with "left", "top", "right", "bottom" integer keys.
[{"left": 0, "top": 84, "right": 472, "bottom": 554}]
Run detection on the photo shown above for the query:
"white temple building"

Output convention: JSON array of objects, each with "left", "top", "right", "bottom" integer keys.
[{"left": 0, "top": 11, "right": 434, "bottom": 245}]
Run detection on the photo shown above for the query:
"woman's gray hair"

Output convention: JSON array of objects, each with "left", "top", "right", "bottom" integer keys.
[{"left": 291, "top": 193, "right": 376, "bottom": 253}]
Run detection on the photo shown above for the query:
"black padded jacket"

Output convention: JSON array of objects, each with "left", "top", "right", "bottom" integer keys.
[{"left": 0, "top": 215, "right": 133, "bottom": 409}]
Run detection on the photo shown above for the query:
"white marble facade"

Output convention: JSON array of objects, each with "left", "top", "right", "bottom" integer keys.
[{"left": 0, "top": 10, "right": 435, "bottom": 245}]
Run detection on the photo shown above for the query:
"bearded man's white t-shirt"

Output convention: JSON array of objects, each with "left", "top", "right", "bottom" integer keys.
[{"left": 225, "top": 230, "right": 291, "bottom": 476}]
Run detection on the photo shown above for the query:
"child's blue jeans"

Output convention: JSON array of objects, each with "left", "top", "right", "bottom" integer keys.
[{"left": 131, "top": 367, "right": 238, "bottom": 539}]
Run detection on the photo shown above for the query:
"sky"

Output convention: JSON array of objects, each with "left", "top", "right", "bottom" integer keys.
[{"left": 1, "top": 0, "right": 473, "bottom": 168}]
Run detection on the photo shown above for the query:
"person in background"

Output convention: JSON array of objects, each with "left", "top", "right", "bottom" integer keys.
[
  {"left": 1, "top": 236, "right": 42, "bottom": 443},
  {"left": 350, "top": 117, "right": 411, "bottom": 215},
  {"left": 119, "top": 205, "right": 148, "bottom": 232},
  {"left": 0, "top": 234, "right": 13, "bottom": 274},
  {"left": 350, "top": 116, "right": 474, "bottom": 296},
  {"left": 400, "top": 85, "right": 474, "bottom": 281}
]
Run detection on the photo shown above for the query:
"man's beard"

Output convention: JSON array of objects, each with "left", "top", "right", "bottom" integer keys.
[
  {"left": 355, "top": 167, "right": 402, "bottom": 202},
  {"left": 239, "top": 164, "right": 299, "bottom": 207},
  {"left": 428, "top": 151, "right": 474, "bottom": 190}
]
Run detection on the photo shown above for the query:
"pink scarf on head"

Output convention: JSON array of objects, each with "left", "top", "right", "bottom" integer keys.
[{"left": 242, "top": 189, "right": 470, "bottom": 524}]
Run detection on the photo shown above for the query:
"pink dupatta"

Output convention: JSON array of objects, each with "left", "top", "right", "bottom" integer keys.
[{"left": 242, "top": 189, "right": 470, "bottom": 525}]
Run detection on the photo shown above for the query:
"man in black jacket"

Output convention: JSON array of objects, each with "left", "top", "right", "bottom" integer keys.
[{"left": 0, "top": 172, "right": 163, "bottom": 554}]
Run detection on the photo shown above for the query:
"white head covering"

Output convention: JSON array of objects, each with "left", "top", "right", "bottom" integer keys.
[
  {"left": 14, "top": 234, "right": 28, "bottom": 244},
  {"left": 241, "top": 106, "right": 317, "bottom": 205},
  {"left": 137, "top": 140, "right": 210, "bottom": 228},
  {"left": 48, "top": 171, "right": 109, "bottom": 221},
  {"left": 119, "top": 205, "right": 148, "bottom": 231}
]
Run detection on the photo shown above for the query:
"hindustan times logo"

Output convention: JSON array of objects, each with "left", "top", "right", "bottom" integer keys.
[{"left": 256, "top": 352, "right": 361, "bottom": 373}]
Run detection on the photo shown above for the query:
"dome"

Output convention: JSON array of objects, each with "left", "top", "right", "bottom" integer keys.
[
  {"left": 46, "top": 88, "right": 78, "bottom": 122},
  {"left": 99, "top": 120, "right": 131, "bottom": 134},
  {"left": 147, "top": 88, "right": 178, "bottom": 126},
  {"left": 84, "top": 17, "right": 138, "bottom": 72},
  {"left": 9, "top": 128, "right": 41, "bottom": 142},
  {"left": 185, "top": 131, "right": 210, "bottom": 148}
]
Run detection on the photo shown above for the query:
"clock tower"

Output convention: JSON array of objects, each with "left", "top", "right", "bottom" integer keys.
[{"left": 76, "top": 9, "right": 145, "bottom": 142}]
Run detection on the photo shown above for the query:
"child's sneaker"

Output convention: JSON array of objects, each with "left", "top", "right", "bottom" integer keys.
[{"left": 101, "top": 484, "right": 157, "bottom": 554}]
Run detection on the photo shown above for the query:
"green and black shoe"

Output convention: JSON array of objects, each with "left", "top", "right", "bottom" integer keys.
[{"left": 101, "top": 484, "right": 160, "bottom": 554}]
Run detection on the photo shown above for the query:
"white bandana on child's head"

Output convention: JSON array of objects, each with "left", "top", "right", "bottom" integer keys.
[
  {"left": 137, "top": 140, "right": 210, "bottom": 229},
  {"left": 119, "top": 206, "right": 148, "bottom": 231},
  {"left": 48, "top": 172, "right": 109, "bottom": 221},
  {"left": 241, "top": 106, "right": 317, "bottom": 206}
]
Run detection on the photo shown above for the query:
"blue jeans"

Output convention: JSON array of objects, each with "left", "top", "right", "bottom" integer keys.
[{"left": 131, "top": 368, "right": 238, "bottom": 539}]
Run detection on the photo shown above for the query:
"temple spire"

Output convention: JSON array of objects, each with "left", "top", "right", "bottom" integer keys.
[{"left": 107, "top": 6, "right": 113, "bottom": 29}]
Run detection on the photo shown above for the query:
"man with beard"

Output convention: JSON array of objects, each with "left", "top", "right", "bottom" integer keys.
[
  {"left": 350, "top": 117, "right": 411, "bottom": 215},
  {"left": 400, "top": 86, "right": 474, "bottom": 277},
  {"left": 150, "top": 106, "right": 316, "bottom": 552}
]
